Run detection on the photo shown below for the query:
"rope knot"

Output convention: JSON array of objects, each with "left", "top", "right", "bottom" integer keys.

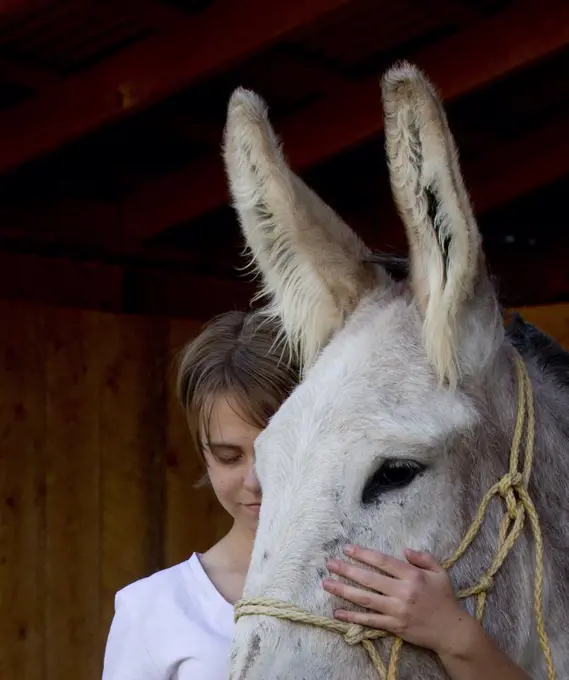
[
  {"left": 478, "top": 574, "right": 494, "bottom": 592},
  {"left": 344, "top": 623, "right": 365, "bottom": 646},
  {"left": 497, "top": 472, "right": 523, "bottom": 518},
  {"left": 497, "top": 471, "right": 523, "bottom": 496}
]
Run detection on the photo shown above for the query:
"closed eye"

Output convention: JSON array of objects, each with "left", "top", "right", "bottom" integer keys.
[
  {"left": 208, "top": 443, "right": 244, "bottom": 465},
  {"left": 362, "top": 459, "right": 426, "bottom": 505}
]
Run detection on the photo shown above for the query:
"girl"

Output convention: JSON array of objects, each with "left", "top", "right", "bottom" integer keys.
[{"left": 102, "top": 310, "right": 530, "bottom": 680}]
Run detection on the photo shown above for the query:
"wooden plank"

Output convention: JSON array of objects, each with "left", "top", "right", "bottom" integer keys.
[
  {"left": 2, "top": 236, "right": 569, "bottom": 318},
  {"left": 0, "top": 250, "right": 256, "bottom": 319},
  {"left": 0, "top": 0, "right": 43, "bottom": 19},
  {"left": 122, "top": 265, "right": 255, "bottom": 319},
  {"left": 99, "top": 310, "right": 168, "bottom": 653},
  {"left": 0, "top": 57, "right": 61, "bottom": 90},
  {"left": 123, "top": 0, "right": 569, "bottom": 239},
  {"left": 0, "top": 252, "right": 123, "bottom": 313},
  {"left": 374, "top": 108, "right": 569, "bottom": 233},
  {"left": 0, "top": 301, "right": 45, "bottom": 680},
  {"left": 109, "top": 0, "right": 189, "bottom": 32},
  {"left": 163, "top": 318, "right": 231, "bottom": 567},
  {"left": 0, "top": 0, "right": 358, "bottom": 174},
  {"left": 464, "top": 110, "right": 569, "bottom": 215},
  {"left": 44, "top": 307, "right": 100, "bottom": 680}
]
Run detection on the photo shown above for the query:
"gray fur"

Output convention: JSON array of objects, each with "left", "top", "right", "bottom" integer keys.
[{"left": 223, "top": 61, "right": 569, "bottom": 679}]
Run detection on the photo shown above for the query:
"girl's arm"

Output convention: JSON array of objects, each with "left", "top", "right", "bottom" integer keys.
[
  {"left": 322, "top": 544, "right": 531, "bottom": 680},
  {"left": 436, "top": 614, "right": 532, "bottom": 680}
]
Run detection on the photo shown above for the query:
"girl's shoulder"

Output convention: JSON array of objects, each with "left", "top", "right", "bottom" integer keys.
[
  {"left": 117, "top": 553, "right": 197, "bottom": 610},
  {"left": 102, "top": 554, "right": 235, "bottom": 680}
]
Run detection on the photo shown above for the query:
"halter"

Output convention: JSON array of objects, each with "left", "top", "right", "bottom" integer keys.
[{"left": 234, "top": 353, "right": 557, "bottom": 680}]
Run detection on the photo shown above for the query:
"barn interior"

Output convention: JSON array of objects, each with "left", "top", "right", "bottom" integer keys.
[{"left": 2, "top": 0, "right": 569, "bottom": 677}]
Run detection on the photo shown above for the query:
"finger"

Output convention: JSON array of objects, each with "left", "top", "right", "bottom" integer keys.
[
  {"left": 404, "top": 548, "right": 444, "bottom": 573},
  {"left": 343, "top": 544, "right": 416, "bottom": 579},
  {"left": 334, "top": 608, "right": 396, "bottom": 633},
  {"left": 322, "top": 578, "right": 400, "bottom": 615},
  {"left": 327, "top": 559, "right": 399, "bottom": 595}
]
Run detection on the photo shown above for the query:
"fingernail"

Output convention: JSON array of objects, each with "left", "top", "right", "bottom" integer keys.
[
  {"left": 327, "top": 558, "right": 339, "bottom": 570},
  {"left": 343, "top": 544, "right": 355, "bottom": 556},
  {"left": 334, "top": 610, "right": 348, "bottom": 621},
  {"left": 405, "top": 548, "right": 422, "bottom": 556}
]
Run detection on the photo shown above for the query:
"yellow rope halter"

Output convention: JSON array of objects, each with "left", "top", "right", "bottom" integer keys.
[{"left": 234, "top": 353, "right": 558, "bottom": 680}]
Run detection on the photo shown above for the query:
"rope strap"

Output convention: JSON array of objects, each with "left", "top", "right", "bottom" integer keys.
[{"left": 234, "top": 353, "right": 557, "bottom": 680}]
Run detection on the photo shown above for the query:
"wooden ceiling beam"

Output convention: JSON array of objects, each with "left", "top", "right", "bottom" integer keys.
[
  {"left": 1, "top": 234, "right": 569, "bottom": 319},
  {"left": 371, "top": 107, "right": 569, "bottom": 243},
  {"left": 0, "top": 0, "right": 359, "bottom": 175},
  {"left": 0, "top": 0, "right": 45, "bottom": 19},
  {"left": 464, "top": 112, "right": 569, "bottom": 215},
  {"left": 0, "top": 56, "right": 60, "bottom": 90},
  {"left": 162, "top": 111, "right": 224, "bottom": 148},
  {"left": 3, "top": 92, "right": 569, "bottom": 258},
  {"left": 0, "top": 250, "right": 255, "bottom": 319},
  {"left": 109, "top": 0, "right": 190, "bottom": 32},
  {"left": 419, "top": 0, "right": 482, "bottom": 27},
  {"left": 122, "top": 0, "right": 569, "bottom": 241}
]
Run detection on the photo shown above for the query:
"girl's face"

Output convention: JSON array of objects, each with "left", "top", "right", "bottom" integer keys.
[{"left": 201, "top": 394, "right": 263, "bottom": 534}]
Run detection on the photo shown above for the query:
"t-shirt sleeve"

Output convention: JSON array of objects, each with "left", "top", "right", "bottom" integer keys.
[{"left": 102, "top": 591, "right": 162, "bottom": 680}]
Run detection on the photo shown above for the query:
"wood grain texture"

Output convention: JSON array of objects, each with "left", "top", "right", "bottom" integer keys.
[
  {"left": 44, "top": 307, "right": 101, "bottom": 680},
  {"left": 98, "top": 312, "right": 167, "bottom": 652},
  {"left": 0, "top": 301, "right": 231, "bottom": 678},
  {"left": 0, "top": 301, "right": 45, "bottom": 680}
]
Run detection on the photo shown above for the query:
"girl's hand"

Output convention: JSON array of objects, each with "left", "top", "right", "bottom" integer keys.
[{"left": 322, "top": 544, "right": 474, "bottom": 656}]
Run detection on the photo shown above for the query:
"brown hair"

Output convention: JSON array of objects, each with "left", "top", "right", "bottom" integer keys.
[{"left": 176, "top": 310, "right": 299, "bottom": 470}]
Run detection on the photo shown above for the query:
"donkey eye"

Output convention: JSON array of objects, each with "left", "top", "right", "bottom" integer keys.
[{"left": 362, "top": 460, "right": 426, "bottom": 505}]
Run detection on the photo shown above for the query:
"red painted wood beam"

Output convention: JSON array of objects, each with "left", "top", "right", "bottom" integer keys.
[
  {"left": 109, "top": 0, "right": 189, "bottom": 32},
  {"left": 123, "top": 0, "right": 569, "bottom": 240},
  {"left": 0, "top": 250, "right": 255, "bottom": 319},
  {"left": 1, "top": 237, "right": 568, "bottom": 318},
  {"left": 4, "top": 90, "right": 569, "bottom": 262},
  {"left": 0, "top": 0, "right": 43, "bottom": 17},
  {"left": 0, "top": 57, "right": 61, "bottom": 90},
  {"left": 464, "top": 111, "right": 569, "bottom": 216},
  {"left": 3, "top": 114, "right": 569, "bottom": 316},
  {"left": 0, "top": 0, "right": 358, "bottom": 174},
  {"left": 3, "top": 103, "right": 569, "bottom": 319}
]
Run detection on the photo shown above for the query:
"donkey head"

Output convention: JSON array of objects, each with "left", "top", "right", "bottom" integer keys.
[{"left": 224, "top": 62, "right": 541, "bottom": 679}]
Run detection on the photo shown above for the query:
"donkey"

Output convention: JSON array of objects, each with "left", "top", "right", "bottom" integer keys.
[{"left": 222, "top": 61, "right": 569, "bottom": 679}]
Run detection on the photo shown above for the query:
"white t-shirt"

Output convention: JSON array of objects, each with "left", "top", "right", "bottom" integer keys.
[{"left": 102, "top": 553, "right": 235, "bottom": 680}]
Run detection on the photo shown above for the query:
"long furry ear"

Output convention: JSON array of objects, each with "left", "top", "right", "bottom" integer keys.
[
  {"left": 223, "top": 88, "right": 386, "bottom": 372},
  {"left": 381, "top": 61, "right": 500, "bottom": 388}
]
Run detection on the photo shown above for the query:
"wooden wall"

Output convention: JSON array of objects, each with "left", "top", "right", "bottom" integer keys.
[
  {"left": 0, "top": 300, "right": 231, "bottom": 680},
  {"left": 1, "top": 299, "right": 568, "bottom": 680}
]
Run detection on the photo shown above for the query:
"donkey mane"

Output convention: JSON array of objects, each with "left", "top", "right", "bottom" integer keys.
[{"left": 506, "top": 312, "right": 569, "bottom": 390}]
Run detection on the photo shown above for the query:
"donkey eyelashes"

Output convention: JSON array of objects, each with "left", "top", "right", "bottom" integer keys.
[{"left": 361, "top": 459, "right": 427, "bottom": 505}]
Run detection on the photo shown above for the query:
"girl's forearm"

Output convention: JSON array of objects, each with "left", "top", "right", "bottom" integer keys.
[{"left": 437, "top": 617, "right": 532, "bottom": 680}]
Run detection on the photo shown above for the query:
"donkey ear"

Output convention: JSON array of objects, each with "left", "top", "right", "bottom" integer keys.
[
  {"left": 381, "top": 62, "right": 502, "bottom": 387},
  {"left": 223, "top": 88, "right": 385, "bottom": 371}
]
